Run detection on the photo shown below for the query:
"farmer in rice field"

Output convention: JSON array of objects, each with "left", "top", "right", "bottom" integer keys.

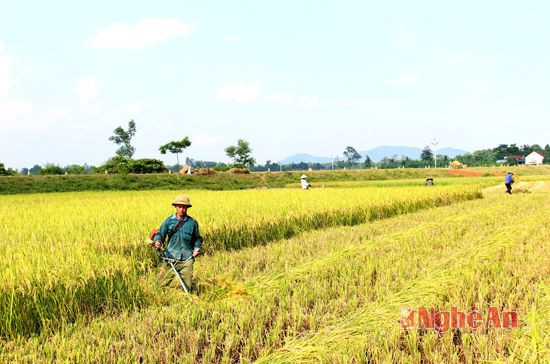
[
  {"left": 300, "top": 174, "right": 311, "bottom": 189},
  {"left": 151, "top": 194, "right": 203, "bottom": 291},
  {"left": 504, "top": 172, "right": 514, "bottom": 194}
]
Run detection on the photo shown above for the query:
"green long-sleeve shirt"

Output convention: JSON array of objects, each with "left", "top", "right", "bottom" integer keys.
[{"left": 154, "top": 214, "right": 203, "bottom": 260}]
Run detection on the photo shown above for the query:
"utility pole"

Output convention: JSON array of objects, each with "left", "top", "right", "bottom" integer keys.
[
  {"left": 431, "top": 139, "right": 439, "bottom": 168},
  {"left": 278, "top": 161, "right": 282, "bottom": 172}
]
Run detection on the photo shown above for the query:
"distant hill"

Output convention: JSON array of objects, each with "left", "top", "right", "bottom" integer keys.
[
  {"left": 360, "top": 146, "right": 422, "bottom": 162},
  {"left": 280, "top": 153, "right": 334, "bottom": 164},
  {"left": 281, "top": 146, "right": 469, "bottom": 164},
  {"left": 360, "top": 146, "right": 468, "bottom": 162}
]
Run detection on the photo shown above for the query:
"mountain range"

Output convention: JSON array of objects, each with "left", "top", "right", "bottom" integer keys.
[{"left": 280, "top": 146, "right": 468, "bottom": 164}]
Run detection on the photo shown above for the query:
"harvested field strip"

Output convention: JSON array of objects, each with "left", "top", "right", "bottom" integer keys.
[
  {"left": 2, "top": 192, "right": 546, "bottom": 362},
  {"left": 0, "top": 187, "right": 479, "bottom": 339},
  {"left": 257, "top": 209, "right": 549, "bottom": 363}
]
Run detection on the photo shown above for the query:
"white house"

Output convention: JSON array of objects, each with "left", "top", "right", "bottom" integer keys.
[{"left": 525, "top": 151, "right": 545, "bottom": 165}]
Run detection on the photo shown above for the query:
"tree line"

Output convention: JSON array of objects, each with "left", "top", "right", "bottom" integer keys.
[{"left": 1, "top": 120, "right": 548, "bottom": 176}]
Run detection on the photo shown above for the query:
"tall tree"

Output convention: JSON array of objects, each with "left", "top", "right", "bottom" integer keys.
[
  {"left": 420, "top": 146, "right": 434, "bottom": 163},
  {"left": 343, "top": 146, "right": 362, "bottom": 167},
  {"left": 109, "top": 120, "right": 137, "bottom": 158},
  {"left": 159, "top": 137, "right": 191, "bottom": 167},
  {"left": 225, "top": 139, "right": 256, "bottom": 166},
  {"left": 363, "top": 155, "right": 373, "bottom": 168}
]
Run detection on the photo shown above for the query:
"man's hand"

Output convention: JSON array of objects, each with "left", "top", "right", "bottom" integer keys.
[
  {"left": 192, "top": 249, "right": 201, "bottom": 258},
  {"left": 154, "top": 241, "right": 163, "bottom": 249}
]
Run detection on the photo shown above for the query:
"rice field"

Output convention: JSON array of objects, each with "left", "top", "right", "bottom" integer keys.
[{"left": 0, "top": 178, "right": 548, "bottom": 362}]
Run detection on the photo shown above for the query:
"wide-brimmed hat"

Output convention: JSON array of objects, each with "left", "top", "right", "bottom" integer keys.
[
  {"left": 172, "top": 194, "right": 192, "bottom": 207},
  {"left": 300, "top": 174, "right": 307, "bottom": 179}
]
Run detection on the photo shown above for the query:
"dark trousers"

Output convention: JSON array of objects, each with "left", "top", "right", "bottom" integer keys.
[{"left": 505, "top": 183, "right": 512, "bottom": 194}]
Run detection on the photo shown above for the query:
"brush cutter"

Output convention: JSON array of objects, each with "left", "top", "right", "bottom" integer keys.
[
  {"left": 148, "top": 229, "right": 193, "bottom": 293},
  {"left": 155, "top": 247, "right": 193, "bottom": 294}
]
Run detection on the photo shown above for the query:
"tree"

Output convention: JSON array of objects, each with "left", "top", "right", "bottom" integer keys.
[
  {"left": 437, "top": 154, "right": 450, "bottom": 166},
  {"left": 159, "top": 137, "right": 191, "bottom": 168},
  {"left": 0, "top": 163, "right": 7, "bottom": 176},
  {"left": 225, "top": 139, "right": 256, "bottom": 166},
  {"left": 109, "top": 120, "right": 137, "bottom": 158},
  {"left": 343, "top": 146, "right": 362, "bottom": 167},
  {"left": 65, "top": 164, "right": 86, "bottom": 174},
  {"left": 506, "top": 156, "right": 518, "bottom": 166},
  {"left": 30, "top": 164, "right": 42, "bottom": 175},
  {"left": 363, "top": 155, "right": 373, "bottom": 168},
  {"left": 40, "top": 163, "right": 64, "bottom": 175},
  {"left": 420, "top": 146, "right": 434, "bottom": 163}
]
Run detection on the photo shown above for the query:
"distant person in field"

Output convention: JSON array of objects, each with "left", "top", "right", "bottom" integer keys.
[
  {"left": 504, "top": 172, "right": 514, "bottom": 194},
  {"left": 425, "top": 177, "right": 434, "bottom": 186},
  {"left": 301, "top": 174, "right": 311, "bottom": 189},
  {"left": 151, "top": 194, "right": 203, "bottom": 291}
]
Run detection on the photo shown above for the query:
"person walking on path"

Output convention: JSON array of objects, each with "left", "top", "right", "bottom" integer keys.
[
  {"left": 152, "top": 194, "right": 203, "bottom": 291},
  {"left": 504, "top": 172, "right": 515, "bottom": 194}
]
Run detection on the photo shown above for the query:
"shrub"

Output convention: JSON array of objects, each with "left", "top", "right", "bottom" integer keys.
[
  {"left": 128, "top": 159, "right": 168, "bottom": 174},
  {"left": 100, "top": 157, "right": 168, "bottom": 174},
  {"left": 40, "top": 164, "right": 64, "bottom": 175}
]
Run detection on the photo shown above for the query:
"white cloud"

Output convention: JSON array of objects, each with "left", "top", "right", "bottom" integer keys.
[
  {"left": 223, "top": 34, "right": 241, "bottom": 42},
  {"left": 0, "top": 41, "right": 17, "bottom": 98},
  {"left": 265, "top": 92, "right": 296, "bottom": 105},
  {"left": 0, "top": 98, "right": 32, "bottom": 124},
  {"left": 330, "top": 97, "right": 399, "bottom": 110},
  {"left": 298, "top": 96, "right": 320, "bottom": 109},
  {"left": 464, "top": 79, "right": 491, "bottom": 95},
  {"left": 215, "top": 83, "right": 262, "bottom": 103},
  {"left": 89, "top": 18, "right": 194, "bottom": 49},
  {"left": 114, "top": 102, "right": 142, "bottom": 113},
  {"left": 394, "top": 25, "right": 417, "bottom": 47},
  {"left": 191, "top": 134, "right": 221, "bottom": 147},
  {"left": 75, "top": 76, "right": 98, "bottom": 102},
  {"left": 389, "top": 74, "right": 422, "bottom": 86}
]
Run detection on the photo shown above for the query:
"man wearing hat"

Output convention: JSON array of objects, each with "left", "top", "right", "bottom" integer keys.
[
  {"left": 300, "top": 174, "right": 311, "bottom": 189},
  {"left": 152, "top": 194, "right": 203, "bottom": 291},
  {"left": 504, "top": 172, "right": 514, "bottom": 194}
]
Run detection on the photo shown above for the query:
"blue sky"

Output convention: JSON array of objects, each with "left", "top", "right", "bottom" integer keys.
[{"left": 1, "top": 0, "right": 549, "bottom": 168}]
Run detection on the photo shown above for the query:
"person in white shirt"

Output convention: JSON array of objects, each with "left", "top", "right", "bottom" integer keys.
[{"left": 300, "top": 174, "right": 311, "bottom": 189}]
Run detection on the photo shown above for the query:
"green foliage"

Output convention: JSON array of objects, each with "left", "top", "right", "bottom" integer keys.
[
  {"left": 506, "top": 156, "right": 518, "bottom": 166},
  {"left": 29, "top": 165, "right": 42, "bottom": 175},
  {"left": 0, "top": 163, "right": 15, "bottom": 176},
  {"left": 39, "top": 164, "right": 64, "bottom": 175},
  {"left": 225, "top": 139, "right": 256, "bottom": 166},
  {"left": 127, "top": 159, "right": 168, "bottom": 174},
  {"left": 343, "top": 146, "right": 362, "bottom": 167},
  {"left": 101, "top": 156, "right": 167, "bottom": 174},
  {"left": 64, "top": 164, "right": 86, "bottom": 175},
  {"left": 363, "top": 155, "right": 373, "bottom": 168},
  {"left": 456, "top": 143, "right": 548, "bottom": 166},
  {"left": 159, "top": 137, "right": 191, "bottom": 166},
  {"left": 109, "top": 120, "right": 136, "bottom": 158},
  {"left": 420, "top": 146, "right": 433, "bottom": 163}
]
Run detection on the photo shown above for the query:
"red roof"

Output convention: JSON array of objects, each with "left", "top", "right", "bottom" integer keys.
[{"left": 532, "top": 150, "right": 545, "bottom": 158}]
